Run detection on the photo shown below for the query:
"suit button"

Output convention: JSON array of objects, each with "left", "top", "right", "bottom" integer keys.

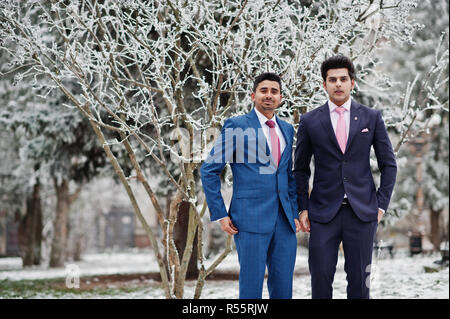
[{"left": 277, "top": 190, "right": 280, "bottom": 194}]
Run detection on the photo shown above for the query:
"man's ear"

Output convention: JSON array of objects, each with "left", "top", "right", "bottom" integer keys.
[{"left": 250, "top": 92, "right": 255, "bottom": 102}]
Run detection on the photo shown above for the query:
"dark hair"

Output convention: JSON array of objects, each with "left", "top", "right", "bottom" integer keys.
[
  {"left": 321, "top": 55, "right": 356, "bottom": 81},
  {"left": 253, "top": 72, "right": 282, "bottom": 93}
]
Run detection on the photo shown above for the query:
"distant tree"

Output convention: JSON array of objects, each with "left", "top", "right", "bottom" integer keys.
[
  {"left": 0, "top": 48, "right": 107, "bottom": 268},
  {"left": 0, "top": 47, "right": 46, "bottom": 266},
  {"left": 423, "top": 113, "right": 449, "bottom": 250},
  {"left": 376, "top": 0, "right": 449, "bottom": 248},
  {"left": 0, "top": 126, "right": 41, "bottom": 266}
]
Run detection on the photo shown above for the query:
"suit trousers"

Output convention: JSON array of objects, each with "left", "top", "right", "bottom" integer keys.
[
  {"left": 308, "top": 203, "right": 378, "bottom": 299},
  {"left": 233, "top": 204, "right": 297, "bottom": 299}
]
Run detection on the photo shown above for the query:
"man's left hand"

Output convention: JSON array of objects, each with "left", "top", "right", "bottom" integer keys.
[
  {"left": 294, "top": 218, "right": 301, "bottom": 232},
  {"left": 377, "top": 209, "right": 384, "bottom": 224}
]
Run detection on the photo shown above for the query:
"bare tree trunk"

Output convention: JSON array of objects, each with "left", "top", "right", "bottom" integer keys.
[
  {"left": 72, "top": 239, "right": 82, "bottom": 261},
  {"left": 86, "top": 119, "right": 171, "bottom": 298},
  {"left": 71, "top": 224, "right": 87, "bottom": 262},
  {"left": 49, "top": 178, "right": 70, "bottom": 268},
  {"left": 430, "top": 209, "right": 442, "bottom": 252},
  {"left": 174, "top": 201, "right": 198, "bottom": 279},
  {"left": 18, "top": 180, "right": 42, "bottom": 267}
]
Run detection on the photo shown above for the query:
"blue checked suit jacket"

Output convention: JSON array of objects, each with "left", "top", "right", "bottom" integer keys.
[{"left": 201, "top": 108, "right": 298, "bottom": 233}]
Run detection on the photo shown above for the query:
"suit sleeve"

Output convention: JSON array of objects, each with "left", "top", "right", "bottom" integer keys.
[
  {"left": 373, "top": 111, "right": 397, "bottom": 212},
  {"left": 293, "top": 115, "right": 313, "bottom": 212},
  {"left": 287, "top": 125, "right": 299, "bottom": 218},
  {"left": 200, "top": 119, "right": 235, "bottom": 221}
]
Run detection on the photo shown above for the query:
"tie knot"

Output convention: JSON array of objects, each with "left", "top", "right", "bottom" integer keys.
[
  {"left": 266, "top": 120, "right": 276, "bottom": 128},
  {"left": 335, "top": 106, "right": 346, "bottom": 115}
]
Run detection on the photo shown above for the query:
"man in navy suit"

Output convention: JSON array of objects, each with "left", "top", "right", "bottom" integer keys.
[
  {"left": 201, "top": 73, "right": 301, "bottom": 299},
  {"left": 294, "top": 55, "right": 397, "bottom": 299}
]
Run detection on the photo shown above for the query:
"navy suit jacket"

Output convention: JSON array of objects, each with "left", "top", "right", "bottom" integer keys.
[
  {"left": 201, "top": 109, "right": 298, "bottom": 233},
  {"left": 293, "top": 100, "right": 397, "bottom": 223}
]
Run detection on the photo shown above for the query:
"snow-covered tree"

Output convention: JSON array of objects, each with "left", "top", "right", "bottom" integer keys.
[
  {"left": 0, "top": 0, "right": 426, "bottom": 298},
  {"left": 0, "top": 27, "right": 108, "bottom": 267},
  {"left": 423, "top": 112, "right": 449, "bottom": 250},
  {"left": 0, "top": 125, "right": 42, "bottom": 266},
  {"left": 375, "top": 0, "right": 449, "bottom": 248},
  {"left": 0, "top": 46, "right": 46, "bottom": 266}
]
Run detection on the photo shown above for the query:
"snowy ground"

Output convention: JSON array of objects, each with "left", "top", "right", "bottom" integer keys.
[{"left": 0, "top": 247, "right": 448, "bottom": 299}]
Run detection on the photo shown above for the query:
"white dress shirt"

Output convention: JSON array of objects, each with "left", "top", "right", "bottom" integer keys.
[{"left": 254, "top": 107, "right": 286, "bottom": 155}]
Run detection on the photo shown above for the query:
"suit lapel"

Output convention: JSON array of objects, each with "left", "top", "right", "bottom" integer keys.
[
  {"left": 247, "top": 108, "right": 263, "bottom": 132},
  {"left": 247, "top": 109, "right": 290, "bottom": 168},
  {"left": 346, "top": 100, "right": 361, "bottom": 151},
  {"left": 246, "top": 109, "right": 275, "bottom": 166},
  {"left": 277, "top": 118, "right": 290, "bottom": 165},
  {"left": 318, "top": 103, "right": 342, "bottom": 153}
]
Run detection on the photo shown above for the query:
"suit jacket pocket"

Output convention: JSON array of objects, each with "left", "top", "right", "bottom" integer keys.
[{"left": 231, "top": 197, "right": 261, "bottom": 222}]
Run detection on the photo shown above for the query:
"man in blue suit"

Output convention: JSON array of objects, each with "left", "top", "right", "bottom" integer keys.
[
  {"left": 294, "top": 55, "right": 397, "bottom": 299},
  {"left": 201, "top": 73, "right": 300, "bottom": 299}
]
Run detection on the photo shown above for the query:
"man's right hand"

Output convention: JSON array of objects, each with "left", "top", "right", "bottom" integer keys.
[
  {"left": 219, "top": 217, "right": 239, "bottom": 235},
  {"left": 299, "top": 210, "right": 310, "bottom": 233}
]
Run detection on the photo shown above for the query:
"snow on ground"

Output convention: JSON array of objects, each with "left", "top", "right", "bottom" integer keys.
[
  {"left": 0, "top": 247, "right": 448, "bottom": 299},
  {"left": 0, "top": 250, "right": 159, "bottom": 281}
]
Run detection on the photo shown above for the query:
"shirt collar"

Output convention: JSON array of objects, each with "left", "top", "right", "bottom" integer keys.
[
  {"left": 328, "top": 98, "right": 352, "bottom": 113},
  {"left": 254, "top": 107, "right": 278, "bottom": 127}
]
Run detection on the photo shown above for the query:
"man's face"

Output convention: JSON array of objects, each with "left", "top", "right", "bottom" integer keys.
[
  {"left": 251, "top": 80, "right": 282, "bottom": 115},
  {"left": 323, "top": 68, "right": 355, "bottom": 106}
]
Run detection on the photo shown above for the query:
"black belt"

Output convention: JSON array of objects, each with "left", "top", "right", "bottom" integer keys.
[{"left": 342, "top": 198, "right": 349, "bottom": 205}]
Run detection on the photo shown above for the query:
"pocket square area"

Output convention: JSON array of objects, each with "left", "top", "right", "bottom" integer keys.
[{"left": 361, "top": 128, "right": 369, "bottom": 132}]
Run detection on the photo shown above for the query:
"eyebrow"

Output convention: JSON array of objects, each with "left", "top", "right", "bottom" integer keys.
[
  {"left": 259, "top": 86, "right": 280, "bottom": 91},
  {"left": 328, "top": 76, "right": 349, "bottom": 79}
]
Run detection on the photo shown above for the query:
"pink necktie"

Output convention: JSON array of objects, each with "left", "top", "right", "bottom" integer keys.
[
  {"left": 335, "top": 106, "right": 347, "bottom": 153},
  {"left": 266, "top": 120, "right": 281, "bottom": 166}
]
